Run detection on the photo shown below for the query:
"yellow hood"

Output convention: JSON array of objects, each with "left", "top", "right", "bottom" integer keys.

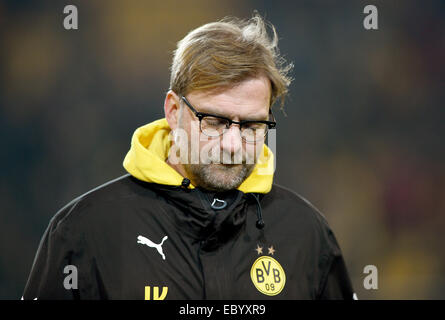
[{"left": 123, "top": 118, "right": 274, "bottom": 193}]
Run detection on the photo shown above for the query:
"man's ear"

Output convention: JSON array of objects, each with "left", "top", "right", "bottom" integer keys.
[{"left": 164, "top": 90, "right": 181, "bottom": 130}]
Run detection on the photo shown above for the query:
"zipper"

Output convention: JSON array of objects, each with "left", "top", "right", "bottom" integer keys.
[{"left": 197, "top": 240, "right": 207, "bottom": 299}]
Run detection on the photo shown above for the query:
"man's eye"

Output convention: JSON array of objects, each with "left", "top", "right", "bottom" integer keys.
[
  {"left": 204, "top": 118, "right": 227, "bottom": 127},
  {"left": 244, "top": 123, "right": 265, "bottom": 130}
]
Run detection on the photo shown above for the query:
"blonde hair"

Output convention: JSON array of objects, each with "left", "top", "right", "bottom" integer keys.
[{"left": 169, "top": 13, "right": 293, "bottom": 110}]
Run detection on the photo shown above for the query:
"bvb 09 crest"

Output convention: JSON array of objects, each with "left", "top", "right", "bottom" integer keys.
[{"left": 250, "top": 256, "right": 286, "bottom": 296}]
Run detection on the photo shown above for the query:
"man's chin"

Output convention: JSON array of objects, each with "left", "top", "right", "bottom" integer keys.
[{"left": 184, "top": 163, "right": 255, "bottom": 191}]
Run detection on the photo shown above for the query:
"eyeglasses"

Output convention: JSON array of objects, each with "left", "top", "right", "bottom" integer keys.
[{"left": 181, "top": 96, "right": 276, "bottom": 143}]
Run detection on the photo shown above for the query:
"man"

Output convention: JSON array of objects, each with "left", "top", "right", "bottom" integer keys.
[{"left": 23, "top": 14, "right": 354, "bottom": 300}]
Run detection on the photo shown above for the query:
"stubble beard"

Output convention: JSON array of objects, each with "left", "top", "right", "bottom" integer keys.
[
  {"left": 174, "top": 111, "right": 257, "bottom": 192},
  {"left": 183, "top": 162, "right": 255, "bottom": 192}
]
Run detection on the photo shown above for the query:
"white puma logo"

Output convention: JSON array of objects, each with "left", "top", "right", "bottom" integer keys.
[{"left": 137, "top": 235, "right": 168, "bottom": 260}]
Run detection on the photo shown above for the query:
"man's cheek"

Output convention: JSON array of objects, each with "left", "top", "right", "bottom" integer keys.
[
  {"left": 245, "top": 143, "right": 262, "bottom": 164},
  {"left": 199, "top": 140, "right": 220, "bottom": 164}
]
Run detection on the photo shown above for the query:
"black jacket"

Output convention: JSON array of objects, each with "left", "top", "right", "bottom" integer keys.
[{"left": 23, "top": 119, "right": 354, "bottom": 300}]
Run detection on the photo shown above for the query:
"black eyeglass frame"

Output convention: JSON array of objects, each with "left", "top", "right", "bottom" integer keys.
[{"left": 180, "top": 95, "right": 276, "bottom": 142}]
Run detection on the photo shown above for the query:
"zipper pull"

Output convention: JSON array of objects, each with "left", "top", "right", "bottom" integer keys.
[
  {"left": 211, "top": 198, "right": 227, "bottom": 210},
  {"left": 181, "top": 178, "right": 191, "bottom": 191}
]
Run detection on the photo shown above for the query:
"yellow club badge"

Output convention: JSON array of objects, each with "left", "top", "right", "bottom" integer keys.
[{"left": 250, "top": 254, "right": 286, "bottom": 296}]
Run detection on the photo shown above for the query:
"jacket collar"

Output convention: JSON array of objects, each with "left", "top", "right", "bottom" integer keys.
[{"left": 142, "top": 181, "right": 250, "bottom": 249}]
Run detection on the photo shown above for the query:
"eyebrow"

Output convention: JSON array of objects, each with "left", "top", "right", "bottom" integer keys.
[{"left": 197, "top": 105, "right": 269, "bottom": 122}]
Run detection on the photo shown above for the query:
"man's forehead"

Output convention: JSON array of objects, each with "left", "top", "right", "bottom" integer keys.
[
  {"left": 197, "top": 100, "right": 269, "bottom": 120},
  {"left": 186, "top": 76, "right": 271, "bottom": 119}
]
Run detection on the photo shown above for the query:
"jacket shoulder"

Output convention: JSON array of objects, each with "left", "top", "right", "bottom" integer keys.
[
  {"left": 265, "top": 184, "right": 343, "bottom": 256},
  {"left": 46, "top": 174, "right": 153, "bottom": 233},
  {"left": 267, "top": 183, "right": 330, "bottom": 226}
]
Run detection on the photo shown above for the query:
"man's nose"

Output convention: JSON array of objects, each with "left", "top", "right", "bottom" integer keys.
[{"left": 221, "top": 124, "right": 243, "bottom": 154}]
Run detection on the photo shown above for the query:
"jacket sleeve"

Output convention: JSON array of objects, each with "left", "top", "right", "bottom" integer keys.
[
  {"left": 22, "top": 201, "right": 99, "bottom": 300},
  {"left": 316, "top": 217, "right": 356, "bottom": 300},
  {"left": 318, "top": 254, "right": 355, "bottom": 300}
]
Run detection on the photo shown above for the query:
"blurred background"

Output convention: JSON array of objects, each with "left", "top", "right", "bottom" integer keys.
[{"left": 1, "top": 0, "right": 444, "bottom": 299}]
